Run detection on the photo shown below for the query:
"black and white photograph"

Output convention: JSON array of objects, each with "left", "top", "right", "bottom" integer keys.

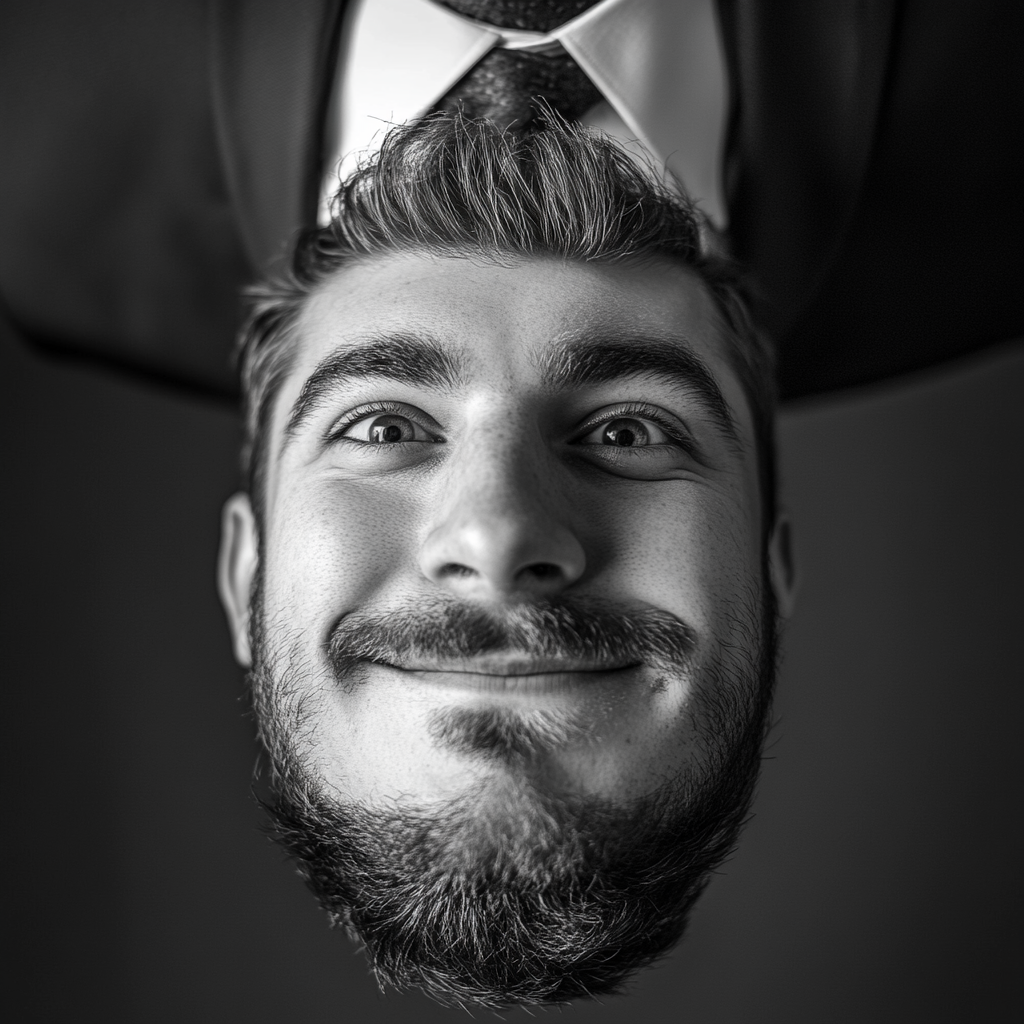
[{"left": 2, "top": 2, "right": 1021, "bottom": 1020}]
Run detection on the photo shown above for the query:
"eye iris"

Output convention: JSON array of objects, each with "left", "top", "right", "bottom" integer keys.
[
  {"left": 369, "top": 415, "right": 412, "bottom": 443},
  {"left": 602, "top": 418, "right": 649, "bottom": 447}
]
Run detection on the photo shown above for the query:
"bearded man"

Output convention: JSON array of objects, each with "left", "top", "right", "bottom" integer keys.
[{"left": 216, "top": 112, "right": 795, "bottom": 1007}]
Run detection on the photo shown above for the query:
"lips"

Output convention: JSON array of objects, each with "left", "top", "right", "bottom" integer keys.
[
  {"left": 372, "top": 657, "right": 643, "bottom": 695},
  {"left": 384, "top": 654, "right": 640, "bottom": 675}
]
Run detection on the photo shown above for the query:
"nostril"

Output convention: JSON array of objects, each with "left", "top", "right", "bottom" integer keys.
[
  {"left": 520, "top": 562, "right": 562, "bottom": 581},
  {"left": 438, "top": 562, "right": 475, "bottom": 579}
]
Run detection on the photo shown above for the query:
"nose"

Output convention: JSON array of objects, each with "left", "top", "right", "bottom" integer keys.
[{"left": 419, "top": 447, "right": 586, "bottom": 601}]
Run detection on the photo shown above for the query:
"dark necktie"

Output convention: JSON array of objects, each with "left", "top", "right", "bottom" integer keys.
[{"left": 432, "top": 0, "right": 603, "bottom": 129}]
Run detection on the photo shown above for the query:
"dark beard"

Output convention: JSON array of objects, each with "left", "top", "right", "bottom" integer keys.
[{"left": 249, "top": 587, "right": 778, "bottom": 1009}]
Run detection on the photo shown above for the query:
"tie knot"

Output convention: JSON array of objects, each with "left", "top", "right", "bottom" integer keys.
[
  {"left": 432, "top": 1, "right": 603, "bottom": 130},
  {"left": 435, "top": 0, "right": 599, "bottom": 33}
]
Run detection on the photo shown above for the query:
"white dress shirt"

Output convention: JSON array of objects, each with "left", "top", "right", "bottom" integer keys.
[{"left": 318, "top": 0, "right": 729, "bottom": 226}]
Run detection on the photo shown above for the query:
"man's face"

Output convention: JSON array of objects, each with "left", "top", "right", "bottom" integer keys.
[
  {"left": 218, "top": 253, "right": 791, "bottom": 1003},
  {"left": 223, "top": 253, "right": 771, "bottom": 808}
]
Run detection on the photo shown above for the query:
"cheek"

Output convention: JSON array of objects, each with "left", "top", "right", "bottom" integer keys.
[
  {"left": 262, "top": 478, "right": 421, "bottom": 631},
  {"left": 591, "top": 483, "right": 754, "bottom": 629}
]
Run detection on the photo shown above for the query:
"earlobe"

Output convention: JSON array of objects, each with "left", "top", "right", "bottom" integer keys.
[
  {"left": 217, "top": 492, "right": 259, "bottom": 667},
  {"left": 768, "top": 513, "right": 798, "bottom": 620}
]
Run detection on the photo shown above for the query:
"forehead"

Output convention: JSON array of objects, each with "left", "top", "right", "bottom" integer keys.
[{"left": 287, "top": 252, "right": 739, "bottom": 392}]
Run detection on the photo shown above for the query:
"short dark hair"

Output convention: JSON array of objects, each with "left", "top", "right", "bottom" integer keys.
[{"left": 238, "top": 112, "right": 776, "bottom": 528}]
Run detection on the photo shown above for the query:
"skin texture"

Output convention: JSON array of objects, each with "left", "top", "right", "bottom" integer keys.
[{"left": 218, "top": 253, "right": 793, "bottom": 815}]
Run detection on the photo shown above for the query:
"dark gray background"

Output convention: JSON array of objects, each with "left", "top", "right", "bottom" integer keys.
[{"left": 2, "top": 317, "right": 1021, "bottom": 1022}]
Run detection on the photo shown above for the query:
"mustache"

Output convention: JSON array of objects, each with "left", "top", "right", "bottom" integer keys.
[{"left": 326, "top": 598, "right": 697, "bottom": 677}]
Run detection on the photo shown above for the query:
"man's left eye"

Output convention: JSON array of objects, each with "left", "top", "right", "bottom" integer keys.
[
  {"left": 340, "top": 412, "right": 437, "bottom": 444},
  {"left": 578, "top": 416, "right": 674, "bottom": 448}
]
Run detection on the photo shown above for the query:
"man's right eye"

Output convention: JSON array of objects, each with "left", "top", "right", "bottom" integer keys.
[{"left": 333, "top": 405, "right": 443, "bottom": 445}]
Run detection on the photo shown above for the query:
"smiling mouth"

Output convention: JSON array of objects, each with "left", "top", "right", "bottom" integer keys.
[{"left": 377, "top": 657, "right": 643, "bottom": 694}]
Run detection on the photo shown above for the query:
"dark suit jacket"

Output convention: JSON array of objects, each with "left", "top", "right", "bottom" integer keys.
[{"left": 1, "top": 0, "right": 1021, "bottom": 401}]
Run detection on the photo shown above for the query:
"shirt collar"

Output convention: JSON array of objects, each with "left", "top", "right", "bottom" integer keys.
[{"left": 323, "top": 0, "right": 727, "bottom": 225}]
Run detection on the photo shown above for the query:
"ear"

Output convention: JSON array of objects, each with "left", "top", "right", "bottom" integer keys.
[
  {"left": 217, "top": 492, "right": 259, "bottom": 667},
  {"left": 768, "top": 512, "right": 798, "bottom": 620}
]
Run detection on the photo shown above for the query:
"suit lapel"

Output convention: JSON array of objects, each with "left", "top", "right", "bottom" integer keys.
[
  {"left": 718, "top": 0, "right": 899, "bottom": 335},
  {"left": 210, "top": 0, "right": 348, "bottom": 275}
]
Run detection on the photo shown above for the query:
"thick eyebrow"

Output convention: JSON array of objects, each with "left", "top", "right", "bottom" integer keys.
[
  {"left": 283, "top": 332, "right": 464, "bottom": 441},
  {"left": 541, "top": 334, "right": 740, "bottom": 445}
]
